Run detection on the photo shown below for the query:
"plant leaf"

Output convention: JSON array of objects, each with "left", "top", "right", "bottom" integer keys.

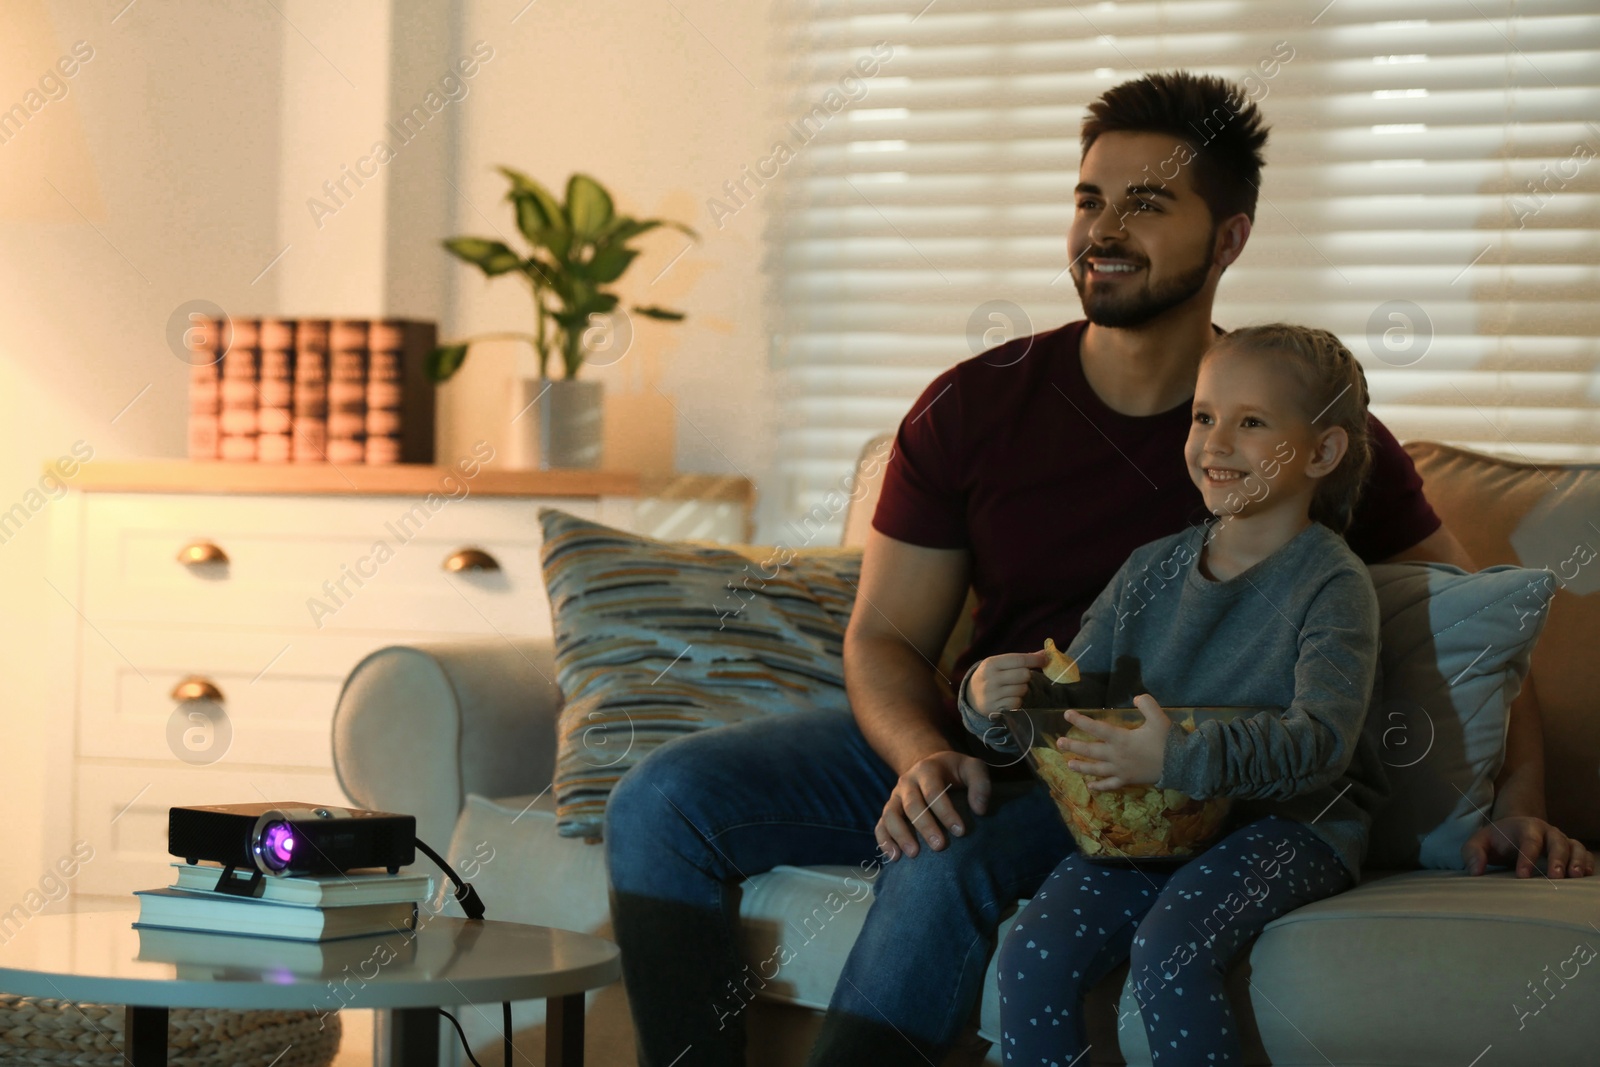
[
  {"left": 600, "top": 217, "right": 661, "bottom": 244},
  {"left": 553, "top": 292, "right": 619, "bottom": 327},
  {"left": 600, "top": 216, "right": 700, "bottom": 248},
  {"left": 427, "top": 343, "right": 470, "bottom": 381},
  {"left": 566, "top": 174, "right": 614, "bottom": 239},
  {"left": 634, "top": 305, "right": 687, "bottom": 322},
  {"left": 577, "top": 245, "right": 639, "bottom": 284},
  {"left": 442, "top": 237, "right": 522, "bottom": 276},
  {"left": 512, "top": 193, "right": 556, "bottom": 244},
  {"left": 499, "top": 166, "right": 565, "bottom": 228},
  {"left": 542, "top": 225, "right": 573, "bottom": 263},
  {"left": 585, "top": 292, "right": 621, "bottom": 316}
]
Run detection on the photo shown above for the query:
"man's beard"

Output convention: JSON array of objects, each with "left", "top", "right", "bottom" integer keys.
[{"left": 1072, "top": 243, "right": 1214, "bottom": 328}]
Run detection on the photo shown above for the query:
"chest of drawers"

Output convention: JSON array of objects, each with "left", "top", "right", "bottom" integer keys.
[{"left": 44, "top": 460, "right": 751, "bottom": 895}]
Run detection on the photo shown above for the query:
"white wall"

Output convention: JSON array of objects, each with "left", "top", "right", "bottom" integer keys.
[
  {"left": 439, "top": 0, "right": 781, "bottom": 490},
  {"left": 0, "top": 0, "right": 784, "bottom": 905},
  {"left": 0, "top": 0, "right": 287, "bottom": 904}
]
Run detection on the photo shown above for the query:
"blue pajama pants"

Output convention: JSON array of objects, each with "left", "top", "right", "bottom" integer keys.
[{"left": 995, "top": 815, "right": 1352, "bottom": 1066}]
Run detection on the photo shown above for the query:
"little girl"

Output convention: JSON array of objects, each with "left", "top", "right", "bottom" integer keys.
[{"left": 960, "top": 324, "right": 1389, "bottom": 1065}]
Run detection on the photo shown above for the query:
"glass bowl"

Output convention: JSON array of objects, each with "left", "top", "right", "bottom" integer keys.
[{"left": 996, "top": 706, "right": 1273, "bottom": 864}]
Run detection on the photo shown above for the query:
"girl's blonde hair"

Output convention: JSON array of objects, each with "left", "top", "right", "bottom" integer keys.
[{"left": 1206, "top": 324, "right": 1373, "bottom": 535}]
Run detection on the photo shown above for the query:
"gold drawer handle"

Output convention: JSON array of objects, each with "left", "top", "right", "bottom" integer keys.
[
  {"left": 171, "top": 676, "right": 224, "bottom": 703},
  {"left": 177, "top": 541, "right": 229, "bottom": 566},
  {"left": 444, "top": 547, "right": 500, "bottom": 573}
]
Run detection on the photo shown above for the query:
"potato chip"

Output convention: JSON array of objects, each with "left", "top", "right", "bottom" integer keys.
[{"left": 1041, "top": 638, "right": 1080, "bottom": 684}]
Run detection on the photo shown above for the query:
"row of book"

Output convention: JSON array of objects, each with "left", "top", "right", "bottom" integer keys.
[
  {"left": 186, "top": 317, "right": 437, "bottom": 466},
  {"left": 134, "top": 861, "right": 432, "bottom": 942}
]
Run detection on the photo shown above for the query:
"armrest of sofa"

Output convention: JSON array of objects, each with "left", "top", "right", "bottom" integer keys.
[{"left": 331, "top": 638, "right": 563, "bottom": 850}]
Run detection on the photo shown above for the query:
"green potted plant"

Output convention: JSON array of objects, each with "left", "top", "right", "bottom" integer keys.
[{"left": 432, "top": 167, "right": 695, "bottom": 469}]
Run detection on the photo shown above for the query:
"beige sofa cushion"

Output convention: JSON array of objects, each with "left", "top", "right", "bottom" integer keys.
[
  {"left": 978, "top": 867, "right": 1600, "bottom": 1065},
  {"left": 452, "top": 790, "right": 1600, "bottom": 1066},
  {"left": 1405, "top": 442, "right": 1600, "bottom": 843}
]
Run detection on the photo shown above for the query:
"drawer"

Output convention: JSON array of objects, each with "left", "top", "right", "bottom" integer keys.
[
  {"left": 77, "top": 627, "right": 466, "bottom": 768},
  {"left": 82, "top": 493, "right": 593, "bottom": 632},
  {"left": 73, "top": 764, "right": 349, "bottom": 897}
]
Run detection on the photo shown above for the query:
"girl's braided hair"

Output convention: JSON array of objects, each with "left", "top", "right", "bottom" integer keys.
[{"left": 1207, "top": 324, "right": 1373, "bottom": 535}]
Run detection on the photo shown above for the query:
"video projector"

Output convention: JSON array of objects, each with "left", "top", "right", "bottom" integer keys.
[{"left": 168, "top": 802, "right": 416, "bottom": 892}]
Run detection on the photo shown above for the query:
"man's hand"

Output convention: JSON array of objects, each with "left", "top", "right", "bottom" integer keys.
[
  {"left": 1461, "top": 816, "right": 1595, "bottom": 878},
  {"left": 1058, "top": 693, "right": 1170, "bottom": 792},
  {"left": 875, "top": 750, "right": 991, "bottom": 861}
]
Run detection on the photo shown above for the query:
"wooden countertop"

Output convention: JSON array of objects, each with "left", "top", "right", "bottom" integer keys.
[{"left": 61, "top": 460, "right": 754, "bottom": 503}]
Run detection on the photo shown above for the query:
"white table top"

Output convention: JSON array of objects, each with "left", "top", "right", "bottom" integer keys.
[{"left": 0, "top": 904, "right": 619, "bottom": 1011}]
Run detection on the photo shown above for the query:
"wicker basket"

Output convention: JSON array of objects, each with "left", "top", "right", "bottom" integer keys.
[{"left": 0, "top": 995, "right": 341, "bottom": 1067}]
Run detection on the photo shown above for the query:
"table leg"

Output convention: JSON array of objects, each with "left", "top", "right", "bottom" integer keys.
[
  {"left": 124, "top": 1005, "right": 168, "bottom": 1067},
  {"left": 388, "top": 1007, "right": 441, "bottom": 1067},
  {"left": 545, "top": 994, "right": 584, "bottom": 1067}
]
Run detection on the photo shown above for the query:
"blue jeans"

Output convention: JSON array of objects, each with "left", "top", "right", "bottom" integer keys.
[
  {"left": 996, "top": 815, "right": 1352, "bottom": 1065},
  {"left": 605, "top": 707, "right": 1076, "bottom": 1066}
]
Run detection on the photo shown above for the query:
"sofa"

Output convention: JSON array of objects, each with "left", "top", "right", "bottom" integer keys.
[{"left": 332, "top": 436, "right": 1600, "bottom": 1066}]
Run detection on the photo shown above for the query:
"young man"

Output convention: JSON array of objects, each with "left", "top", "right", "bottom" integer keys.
[{"left": 606, "top": 71, "right": 1592, "bottom": 1067}]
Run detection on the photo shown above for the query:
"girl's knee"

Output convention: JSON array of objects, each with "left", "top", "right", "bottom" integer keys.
[
  {"left": 1127, "top": 922, "right": 1223, "bottom": 996},
  {"left": 1126, "top": 934, "right": 1177, "bottom": 992},
  {"left": 996, "top": 919, "right": 1101, "bottom": 1003}
]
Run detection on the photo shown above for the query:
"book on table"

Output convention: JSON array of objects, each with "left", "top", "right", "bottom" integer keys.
[
  {"left": 134, "top": 887, "right": 419, "bottom": 942},
  {"left": 134, "top": 865, "right": 432, "bottom": 942},
  {"left": 136, "top": 923, "right": 420, "bottom": 975},
  {"left": 168, "top": 862, "right": 432, "bottom": 907}
]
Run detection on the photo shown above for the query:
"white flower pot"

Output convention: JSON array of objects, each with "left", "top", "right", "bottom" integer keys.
[{"left": 509, "top": 377, "right": 604, "bottom": 469}]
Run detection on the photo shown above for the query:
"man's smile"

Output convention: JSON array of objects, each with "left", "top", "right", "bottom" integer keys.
[{"left": 1085, "top": 256, "right": 1144, "bottom": 280}]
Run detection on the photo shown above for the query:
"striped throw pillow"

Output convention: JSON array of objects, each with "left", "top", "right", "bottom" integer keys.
[{"left": 540, "top": 508, "right": 863, "bottom": 840}]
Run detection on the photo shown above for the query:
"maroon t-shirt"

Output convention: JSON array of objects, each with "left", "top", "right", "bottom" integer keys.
[{"left": 872, "top": 320, "right": 1441, "bottom": 692}]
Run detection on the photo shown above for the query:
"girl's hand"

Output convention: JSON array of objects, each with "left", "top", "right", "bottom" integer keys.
[
  {"left": 1058, "top": 693, "right": 1170, "bottom": 791},
  {"left": 970, "top": 651, "right": 1049, "bottom": 718}
]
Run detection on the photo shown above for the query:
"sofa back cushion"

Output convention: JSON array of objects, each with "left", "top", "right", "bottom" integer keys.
[
  {"left": 1403, "top": 441, "right": 1600, "bottom": 844},
  {"left": 1363, "top": 562, "right": 1555, "bottom": 869}
]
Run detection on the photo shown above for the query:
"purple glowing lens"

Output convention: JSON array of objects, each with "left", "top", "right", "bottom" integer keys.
[{"left": 258, "top": 821, "right": 296, "bottom": 870}]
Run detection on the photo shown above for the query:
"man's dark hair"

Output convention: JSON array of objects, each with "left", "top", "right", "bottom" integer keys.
[{"left": 1081, "top": 71, "right": 1270, "bottom": 224}]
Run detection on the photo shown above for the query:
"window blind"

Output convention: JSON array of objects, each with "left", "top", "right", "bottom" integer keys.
[{"left": 764, "top": 0, "right": 1600, "bottom": 545}]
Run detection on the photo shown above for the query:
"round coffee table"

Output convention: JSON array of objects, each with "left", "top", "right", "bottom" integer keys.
[{"left": 0, "top": 904, "right": 620, "bottom": 1066}]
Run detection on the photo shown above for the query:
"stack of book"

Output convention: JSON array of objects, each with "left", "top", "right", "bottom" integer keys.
[
  {"left": 186, "top": 316, "right": 436, "bottom": 466},
  {"left": 185, "top": 316, "right": 223, "bottom": 460},
  {"left": 257, "top": 319, "right": 296, "bottom": 462},
  {"left": 219, "top": 319, "right": 259, "bottom": 461},
  {"left": 134, "top": 862, "right": 432, "bottom": 942},
  {"left": 291, "top": 319, "right": 331, "bottom": 461}
]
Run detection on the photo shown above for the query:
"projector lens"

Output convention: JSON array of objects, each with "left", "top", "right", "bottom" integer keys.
[{"left": 256, "top": 819, "right": 296, "bottom": 871}]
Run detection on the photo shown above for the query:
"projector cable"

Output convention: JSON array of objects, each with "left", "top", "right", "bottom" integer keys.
[
  {"left": 412, "top": 837, "right": 509, "bottom": 1065},
  {"left": 436, "top": 1010, "right": 487, "bottom": 1067},
  {"left": 413, "top": 836, "right": 486, "bottom": 921}
]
